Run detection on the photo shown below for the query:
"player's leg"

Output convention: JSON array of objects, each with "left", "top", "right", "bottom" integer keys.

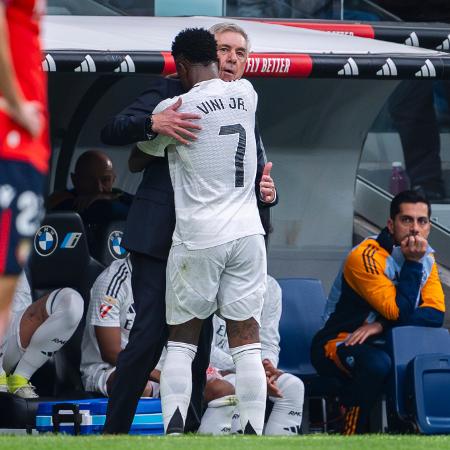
[
  {"left": 160, "top": 319, "right": 203, "bottom": 434},
  {"left": 5, "top": 288, "right": 83, "bottom": 397},
  {"left": 225, "top": 318, "right": 267, "bottom": 435},
  {"left": 198, "top": 372, "right": 237, "bottom": 435},
  {"left": 220, "top": 235, "right": 267, "bottom": 435},
  {"left": 161, "top": 243, "right": 223, "bottom": 434},
  {"left": 0, "top": 161, "right": 44, "bottom": 343},
  {"left": 0, "top": 277, "right": 17, "bottom": 344},
  {"left": 264, "top": 373, "right": 304, "bottom": 435}
]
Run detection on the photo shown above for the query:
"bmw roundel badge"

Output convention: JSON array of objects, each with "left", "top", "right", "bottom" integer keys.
[
  {"left": 108, "top": 230, "right": 128, "bottom": 259},
  {"left": 34, "top": 225, "right": 58, "bottom": 257}
]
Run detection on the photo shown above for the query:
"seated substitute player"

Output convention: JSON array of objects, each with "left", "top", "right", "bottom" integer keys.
[
  {"left": 311, "top": 190, "right": 445, "bottom": 435},
  {"left": 199, "top": 275, "right": 304, "bottom": 435},
  {"left": 0, "top": 272, "right": 83, "bottom": 398},
  {"left": 80, "top": 256, "right": 159, "bottom": 398},
  {"left": 138, "top": 28, "right": 268, "bottom": 435}
]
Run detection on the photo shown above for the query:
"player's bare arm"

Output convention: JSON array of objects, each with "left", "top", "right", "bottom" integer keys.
[
  {"left": 128, "top": 144, "right": 157, "bottom": 172},
  {"left": 0, "top": 4, "right": 42, "bottom": 137},
  {"left": 95, "top": 326, "right": 122, "bottom": 366}
]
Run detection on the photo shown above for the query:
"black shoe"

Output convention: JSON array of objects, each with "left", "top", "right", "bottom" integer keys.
[{"left": 166, "top": 407, "right": 185, "bottom": 434}]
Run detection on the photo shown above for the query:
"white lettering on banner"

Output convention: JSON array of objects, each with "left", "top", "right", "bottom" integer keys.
[
  {"left": 260, "top": 58, "right": 291, "bottom": 73},
  {"left": 328, "top": 30, "right": 354, "bottom": 36},
  {"left": 245, "top": 57, "right": 260, "bottom": 73}
]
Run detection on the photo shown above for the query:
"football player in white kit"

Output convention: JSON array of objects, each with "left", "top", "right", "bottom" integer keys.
[
  {"left": 138, "top": 28, "right": 267, "bottom": 435},
  {"left": 80, "top": 256, "right": 160, "bottom": 398},
  {"left": 199, "top": 275, "right": 305, "bottom": 435},
  {"left": 0, "top": 273, "right": 83, "bottom": 397}
]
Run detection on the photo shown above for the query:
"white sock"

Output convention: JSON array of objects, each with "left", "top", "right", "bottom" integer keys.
[
  {"left": 230, "top": 343, "right": 267, "bottom": 435},
  {"left": 160, "top": 341, "right": 197, "bottom": 434},
  {"left": 198, "top": 395, "right": 238, "bottom": 435},
  {"left": 264, "top": 373, "right": 304, "bottom": 435},
  {"left": 220, "top": 374, "right": 242, "bottom": 435},
  {"left": 11, "top": 288, "right": 83, "bottom": 380}
]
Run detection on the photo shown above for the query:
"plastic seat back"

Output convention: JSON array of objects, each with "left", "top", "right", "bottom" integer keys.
[
  {"left": 28, "top": 212, "right": 105, "bottom": 394},
  {"left": 88, "top": 219, "right": 129, "bottom": 267},
  {"left": 406, "top": 353, "right": 450, "bottom": 434},
  {"left": 387, "top": 326, "right": 450, "bottom": 422},
  {"left": 277, "top": 278, "right": 327, "bottom": 377}
]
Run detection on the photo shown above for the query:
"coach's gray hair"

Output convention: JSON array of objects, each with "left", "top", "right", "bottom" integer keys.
[{"left": 209, "top": 22, "right": 251, "bottom": 52}]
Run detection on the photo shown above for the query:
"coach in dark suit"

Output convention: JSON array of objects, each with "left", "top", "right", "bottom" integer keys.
[{"left": 100, "top": 23, "right": 277, "bottom": 434}]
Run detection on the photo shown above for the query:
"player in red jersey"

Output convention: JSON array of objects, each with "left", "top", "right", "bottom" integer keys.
[{"left": 0, "top": 0, "right": 50, "bottom": 343}]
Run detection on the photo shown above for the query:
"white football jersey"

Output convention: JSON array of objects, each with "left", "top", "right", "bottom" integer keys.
[
  {"left": 80, "top": 257, "right": 135, "bottom": 373},
  {"left": 138, "top": 78, "right": 264, "bottom": 250},
  {"left": 210, "top": 275, "right": 282, "bottom": 370}
]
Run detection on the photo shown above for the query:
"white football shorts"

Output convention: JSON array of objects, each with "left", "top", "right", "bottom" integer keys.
[{"left": 165, "top": 234, "right": 267, "bottom": 325}]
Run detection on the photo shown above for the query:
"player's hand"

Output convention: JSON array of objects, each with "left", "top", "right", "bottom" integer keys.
[
  {"left": 151, "top": 97, "right": 202, "bottom": 145},
  {"left": 267, "top": 377, "right": 283, "bottom": 398},
  {"left": 142, "top": 381, "right": 153, "bottom": 397},
  {"left": 260, "top": 162, "right": 276, "bottom": 203},
  {"left": 345, "top": 322, "right": 383, "bottom": 346},
  {"left": 263, "top": 358, "right": 283, "bottom": 380},
  {"left": 400, "top": 234, "right": 428, "bottom": 262},
  {"left": 0, "top": 98, "right": 44, "bottom": 137},
  {"left": 263, "top": 358, "right": 283, "bottom": 397}
]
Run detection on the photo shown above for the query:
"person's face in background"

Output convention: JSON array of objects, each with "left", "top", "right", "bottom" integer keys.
[
  {"left": 215, "top": 31, "right": 248, "bottom": 81},
  {"left": 387, "top": 202, "right": 431, "bottom": 245},
  {"left": 71, "top": 152, "right": 116, "bottom": 195}
]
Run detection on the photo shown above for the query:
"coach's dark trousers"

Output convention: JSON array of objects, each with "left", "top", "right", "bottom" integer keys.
[{"left": 103, "top": 251, "right": 213, "bottom": 434}]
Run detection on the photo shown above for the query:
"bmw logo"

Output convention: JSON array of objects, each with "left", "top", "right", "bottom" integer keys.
[
  {"left": 34, "top": 225, "right": 58, "bottom": 257},
  {"left": 108, "top": 230, "right": 128, "bottom": 260}
]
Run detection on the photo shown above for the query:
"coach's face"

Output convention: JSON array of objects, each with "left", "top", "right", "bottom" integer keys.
[{"left": 215, "top": 31, "right": 248, "bottom": 81}]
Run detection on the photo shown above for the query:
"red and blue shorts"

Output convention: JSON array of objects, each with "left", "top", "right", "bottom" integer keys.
[{"left": 0, "top": 160, "right": 45, "bottom": 275}]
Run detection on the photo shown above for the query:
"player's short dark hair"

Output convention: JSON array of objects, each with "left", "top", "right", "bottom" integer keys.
[
  {"left": 172, "top": 28, "right": 218, "bottom": 65},
  {"left": 390, "top": 190, "right": 431, "bottom": 219}
]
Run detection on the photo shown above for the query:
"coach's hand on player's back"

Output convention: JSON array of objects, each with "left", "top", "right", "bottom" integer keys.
[
  {"left": 152, "top": 97, "right": 202, "bottom": 145},
  {"left": 0, "top": 98, "right": 43, "bottom": 137}
]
